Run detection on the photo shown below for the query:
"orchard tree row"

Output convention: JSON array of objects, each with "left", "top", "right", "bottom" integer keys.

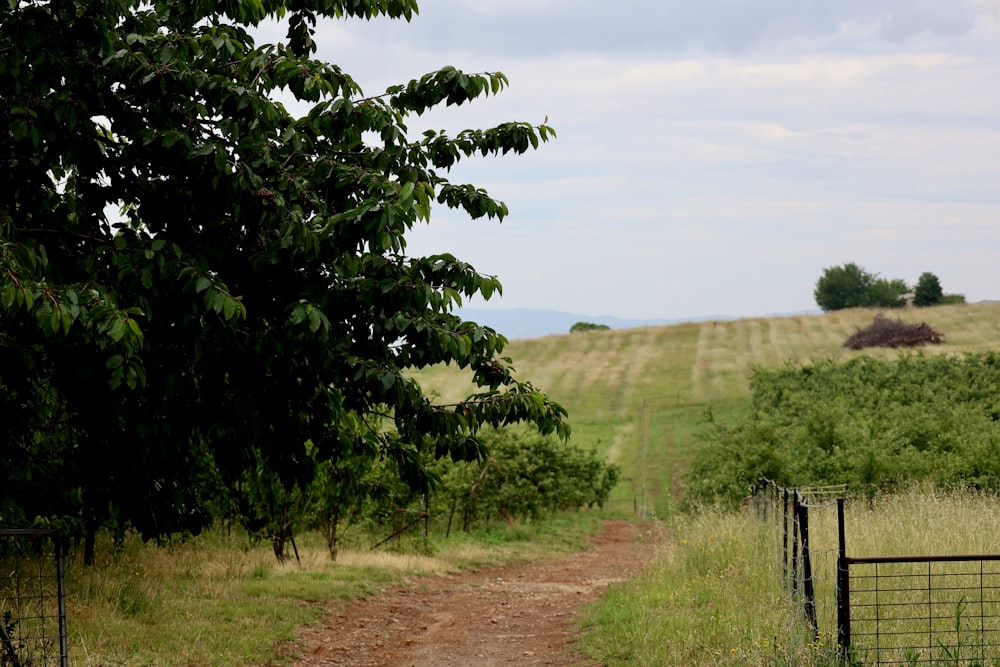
[
  {"left": 241, "top": 428, "right": 619, "bottom": 561},
  {"left": 814, "top": 263, "right": 965, "bottom": 312},
  {"left": 688, "top": 352, "right": 1000, "bottom": 506},
  {"left": 0, "top": 1, "right": 573, "bottom": 557}
]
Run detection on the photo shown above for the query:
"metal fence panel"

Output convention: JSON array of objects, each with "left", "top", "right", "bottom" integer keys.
[
  {"left": 0, "top": 530, "right": 68, "bottom": 667},
  {"left": 843, "top": 555, "right": 1000, "bottom": 665},
  {"left": 756, "top": 483, "right": 1000, "bottom": 665}
]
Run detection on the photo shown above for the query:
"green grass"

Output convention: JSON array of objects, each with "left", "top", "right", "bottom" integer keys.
[
  {"left": 577, "top": 487, "right": 1000, "bottom": 666},
  {"left": 577, "top": 508, "right": 830, "bottom": 666},
  {"left": 62, "top": 511, "right": 605, "bottom": 666},
  {"left": 416, "top": 302, "right": 1000, "bottom": 664},
  {"left": 44, "top": 302, "right": 1000, "bottom": 665},
  {"left": 417, "top": 302, "right": 1000, "bottom": 517}
]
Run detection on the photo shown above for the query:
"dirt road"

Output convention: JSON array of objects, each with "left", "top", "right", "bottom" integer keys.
[{"left": 287, "top": 520, "right": 661, "bottom": 666}]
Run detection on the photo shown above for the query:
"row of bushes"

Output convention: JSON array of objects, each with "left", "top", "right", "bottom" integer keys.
[
  {"left": 688, "top": 352, "right": 1000, "bottom": 506},
  {"left": 435, "top": 429, "right": 619, "bottom": 532},
  {"left": 238, "top": 428, "right": 619, "bottom": 560}
]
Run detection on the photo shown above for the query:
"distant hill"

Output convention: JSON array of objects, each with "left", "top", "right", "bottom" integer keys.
[
  {"left": 454, "top": 308, "right": 720, "bottom": 339},
  {"left": 414, "top": 302, "right": 1000, "bottom": 509}
]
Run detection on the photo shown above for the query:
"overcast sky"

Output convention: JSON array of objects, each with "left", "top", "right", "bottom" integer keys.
[{"left": 260, "top": 0, "right": 1000, "bottom": 320}]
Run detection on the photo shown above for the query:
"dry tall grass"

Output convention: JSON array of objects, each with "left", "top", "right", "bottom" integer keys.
[
  {"left": 582, "top": 486, "right": 1000, "bottom": 666},
  {"left": 417, "top": 302, "right": 1000, "bottom": 513}
]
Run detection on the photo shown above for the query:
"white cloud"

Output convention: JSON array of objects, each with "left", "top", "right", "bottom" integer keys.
[{"left": 252, "top": 1, "right": 1000, "bottom": 318}]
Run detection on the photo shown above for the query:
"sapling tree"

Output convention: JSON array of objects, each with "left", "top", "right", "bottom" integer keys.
[{"left": 0, "top": 0, "right": 568, "bottom": 546}]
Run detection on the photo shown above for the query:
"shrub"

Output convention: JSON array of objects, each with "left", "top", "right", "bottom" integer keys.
[
  {"left": 844, "top": 314, "right": 943, "bottom": 350},
  {"left": 434, "top": 429, "right": 620, "bottom": 531},
  {"left": 570, "top": 322, "right": 611, "bottom": 333}
]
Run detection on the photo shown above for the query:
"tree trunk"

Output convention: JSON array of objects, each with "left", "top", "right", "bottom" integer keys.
[
  {"left": 83, "top": 524, "right": 97, "bottom": 566},
  {"left": 322, "top": 511, "right": 340, "bottom": 562}
]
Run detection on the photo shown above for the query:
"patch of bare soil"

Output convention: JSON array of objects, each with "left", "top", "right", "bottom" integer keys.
[{"left": 286, "top": 520, "right": 661, "bottom": 667}]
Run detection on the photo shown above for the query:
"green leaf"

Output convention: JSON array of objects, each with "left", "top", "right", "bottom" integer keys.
[
  {"left": 1, "top": 284, "right": 15, "bottom": 310},
  {"left": 379, "top": 371, "right": 396, "bottom": 391},
  {"left": 208, "top": 290, "right": 225, "bottom": 314},
  {"left": 127, "top": 318, "right": 142, "bottom": 341},
  {"left": 399, "top": 180, "right": 414, "bottom": 206},
  {"left": 109, "top": 317, "right": 126, "bottom": 342},
  {"left": 307, "top": 307, "right": 322, "bottom": 333},
  {"left": 194, "top": 276, "right": 211, "bottom": 293}
]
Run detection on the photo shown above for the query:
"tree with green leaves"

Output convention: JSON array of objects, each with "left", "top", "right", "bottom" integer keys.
[
  {"left": 913, "top": 272, "right": 944, "bottom": 307},
  {"left": 0, "top": 0, "right": 568, "bottom": 549},
  {"left": 867, "top": 276, "right": 909, "bottom": 309},
  {"left": 814, "top": 263, "right": 876, "bottom": 311},
  {"left": 813, "top": 263, "right": 907, "bottom": 311}
]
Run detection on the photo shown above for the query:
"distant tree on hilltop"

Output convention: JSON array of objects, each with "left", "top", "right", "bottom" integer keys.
[
  {"left": 913, "top": 271, "right": 965, "bottom": 307},
  {"left": 913, "top": 272, "right": 944, "bottom": 307},
  {"left": 814, "top": 263, "right": 907, "bottom": 312},
  {"left": 816, "top": 266, "right": 965, "bottom": 312},
  {"left": 570, "top": 322, "right": 610, "bottom": 333}
]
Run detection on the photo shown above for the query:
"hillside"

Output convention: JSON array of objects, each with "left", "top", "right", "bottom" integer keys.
[
  {"left": 454, "top": 306, "right": 820, "bottom": 340},
  {"left": 412, "top": 303, "right": 1000, "bottom": 516},
  {"left": 453, "top": 307, "right": 716, "bottom": 339}
]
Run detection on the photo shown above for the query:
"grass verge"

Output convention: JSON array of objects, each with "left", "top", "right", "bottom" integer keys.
[
  {"left": 65, "top": 511, "right": 605, "bottom": 666},
  {"left": 579, "top": 486, "right": 1000, "bottom": 666},
  {"left": 578, "top": 508, "right": 830, "bottom": 666}
]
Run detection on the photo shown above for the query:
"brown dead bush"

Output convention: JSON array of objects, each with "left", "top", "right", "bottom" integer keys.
[{"left": 844, "top": 313, "right": 944, "bottom": 350}]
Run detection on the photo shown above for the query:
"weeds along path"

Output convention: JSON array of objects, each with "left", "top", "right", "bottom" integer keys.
[{"left": 283, "top": 520, "right": 661, "bottom": 667}]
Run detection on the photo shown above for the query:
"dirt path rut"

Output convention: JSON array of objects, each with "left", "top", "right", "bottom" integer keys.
[{"left": 288, "top": 520, "right": 660, "bottom": 666}]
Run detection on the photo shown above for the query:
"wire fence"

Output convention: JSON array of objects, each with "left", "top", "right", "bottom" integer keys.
[
  {"left": 839, "top": 539, "right": 1000, "bottom": 664},
  {"left": 751, "top": 480, "right": 1000, "bottom": 665},
  {"left": 0, "top": 530, "right": 68, "bottom": 667},
  {"left": 749, "top": 479, "right": 845, "bottom": 645}
]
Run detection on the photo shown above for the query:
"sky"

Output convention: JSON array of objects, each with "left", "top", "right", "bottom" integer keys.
[{"left": 259, "top": 1, "right": 1000, "bottom": 320}]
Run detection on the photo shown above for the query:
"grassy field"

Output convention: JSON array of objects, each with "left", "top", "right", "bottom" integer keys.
[
  {"left": 17, "top": 302, "right": 1000, "bottom": 665},
  {"left": 59, "top": 512, "right": 606, "bottom": 665},
  {"left": 415, "top": 302, "right": 1000, "bottom": 516},
  {"left": 415, "top": 302, "right": 1000, "bottom": 665},
  {"left": 577, "top": 486, "right": 1000, "bottom": 666}
]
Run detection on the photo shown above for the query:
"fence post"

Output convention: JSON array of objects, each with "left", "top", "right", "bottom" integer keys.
[
  {"left": 836, "top": 498, "right": 851, "bottom": 662},
  {"left": 782, "top": 488, "right": 790, "bottom": 585},
  {"left": 640, "top": 398, "right": 647, "bottom": 520},
  {"left": 56, "top": 538, "right": 69, "bottom": 667},
  {"left": 798, "top": 496, "right": 818, "bottom": 637},
  {"left": 791, "top": 492, "right": 800, "bottom": 596}
]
